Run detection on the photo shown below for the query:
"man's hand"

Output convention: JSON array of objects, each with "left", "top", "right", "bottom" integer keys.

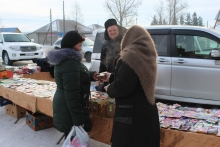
[
  {"left": 104, "top": 84, "right": 110, "bottom": 92},
  {"left": 100, "top": 72, "right": 111, "bottom": 82}
]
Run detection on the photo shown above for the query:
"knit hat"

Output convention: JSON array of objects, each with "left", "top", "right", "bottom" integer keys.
[
  {"left": 104, "top": 18, "right": 117, "bottom": 30},
  {"left": 61, "top": 31, "right": 85, "bottom": 48},
  {"left": 104, "top": 19, "right": 118, "bottom": 40}
]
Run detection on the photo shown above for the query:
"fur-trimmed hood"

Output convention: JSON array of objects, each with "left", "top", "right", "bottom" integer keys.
[
  {"left": 46, "top": 48, "right": 82, "bottom": 65},
  {"left": 120, "top": 25, "right": 158, "bottom": 105}
]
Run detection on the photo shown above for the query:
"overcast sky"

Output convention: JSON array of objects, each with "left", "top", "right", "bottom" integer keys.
[{"left": 0, "top": 0, "right": 220, "bottom": 32}]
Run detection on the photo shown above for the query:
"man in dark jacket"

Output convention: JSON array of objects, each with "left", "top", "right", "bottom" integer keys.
[
  {"left": 97, "top": 18, "right": 126, "bottom": 91},
  {"left": 99, "top": 18, "right": 125, "bottom": 73}
]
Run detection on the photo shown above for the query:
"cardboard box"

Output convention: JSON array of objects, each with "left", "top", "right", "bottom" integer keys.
[
  {"left": 26, "top": 110, "right": 54, "bottom": 131},
  {"left": 5, "top": 103, "right": 26, "bottom": 118}
]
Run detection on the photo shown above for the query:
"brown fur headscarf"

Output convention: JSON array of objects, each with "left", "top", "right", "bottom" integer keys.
[{"left": 120, "top": 25, "right": 158, "bottom": 105}]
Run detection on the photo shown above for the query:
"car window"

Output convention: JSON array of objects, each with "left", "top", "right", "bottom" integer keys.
[
  {"left": 83, "top": 38, "right": 94, "bottom": 46},
  {"left": 151, "top": 35, "right": 168, "bottom": 56},
  {"left": 175, "top": 35, "right": 220, "bottom": 59},
  {"left": 55, "top": 40, "right": 61, "bottom": 45},
  {"left": 3, "top": 34, "right": 30, "bottom": 42},
  {"left": 0, "top": 35, "right": 2, "bottom": 42}
]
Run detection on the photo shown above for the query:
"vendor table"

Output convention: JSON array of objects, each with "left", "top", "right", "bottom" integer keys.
[{"left": 1, "top": 72, "right": 220, "bottom": 147}]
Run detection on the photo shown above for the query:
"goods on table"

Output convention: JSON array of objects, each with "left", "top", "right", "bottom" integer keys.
[
  {"left": 0, "top": 78, "right": 56, "bottom": 98},
  {"left": 90, "top": 88, "right": 115, "bottom": 118},
  {"left": 157, "top": 102, "right": 220, "bottom": 136}
]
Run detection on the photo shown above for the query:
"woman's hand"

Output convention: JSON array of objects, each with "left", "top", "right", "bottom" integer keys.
[{"left": 93, "top": 72, "right": 99, "bottom": 81}]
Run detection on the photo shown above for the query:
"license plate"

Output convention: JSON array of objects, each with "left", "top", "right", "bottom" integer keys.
[{"left": 25, "top": 53, "right": 35, "bottom": 56}]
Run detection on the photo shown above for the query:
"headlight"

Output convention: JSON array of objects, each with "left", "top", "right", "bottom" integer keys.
[
  {"left": 8, "top": 46, "right": 20, "bottom": 51},
  {"left": 37, "top": 46, "right": 42, "bottom": 50}
]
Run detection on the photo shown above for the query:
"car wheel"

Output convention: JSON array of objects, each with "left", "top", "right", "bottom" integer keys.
[
  {"left": 85, "top": 52, "right": 92, "bottom": 63},
  {"left": 3, "top": 52, "right": 13, "bottom": 66}
]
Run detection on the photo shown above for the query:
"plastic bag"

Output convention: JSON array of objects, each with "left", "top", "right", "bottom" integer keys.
[{"left": 62, "top": 126, "right": 91, "bottom": 147}]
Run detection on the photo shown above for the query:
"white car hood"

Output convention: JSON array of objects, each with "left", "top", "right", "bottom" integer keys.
[{"left": 4, "top": 42, "right": 41, "bottom": 47}]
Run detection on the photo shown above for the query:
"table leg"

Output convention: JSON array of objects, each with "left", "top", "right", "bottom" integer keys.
[
  {"left": 56, "top": 133, "right": 65, "bottom": 145},
  {"left": 14, "top": 110, "right": 26, "bottom": 124}
]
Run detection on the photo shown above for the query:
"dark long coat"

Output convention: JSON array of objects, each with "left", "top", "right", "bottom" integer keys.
[
  {"left": 107, "top": 60, "right": 160, "bottom": 147},
  {"left": 47, "top": 48, "right": 94, "bottom": 134},
  {"left": 107, "top": 25, "right": 160, "bottom": 147}
]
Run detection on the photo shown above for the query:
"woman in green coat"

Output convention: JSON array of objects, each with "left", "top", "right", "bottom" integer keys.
[{"left": 47, "top": 31, "right": 98, "bottom": 137}]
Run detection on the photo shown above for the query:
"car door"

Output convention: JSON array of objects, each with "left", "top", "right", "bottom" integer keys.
[
  {"left": 171, "top": 29, "right": 220, "bottom": 102},
  {"left": 148, "top": 29, "right": 171, "bottom": 96},
  {"left": 89, "top": 31, "right": 105, "bottom": 72}
]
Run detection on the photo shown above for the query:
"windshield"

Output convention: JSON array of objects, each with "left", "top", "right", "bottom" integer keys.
[
  {"left": 83, "top": 38, "right": 94, "bottom": 46},
  {"left": 3, "top": 34, "right": 31, "bottom": 42}
]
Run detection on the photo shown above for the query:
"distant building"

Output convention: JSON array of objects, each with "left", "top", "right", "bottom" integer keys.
[
  {"left": 87, "top": 24, "right": 104, "bottom": 31},
  {"left": 0, "top": 27, "right": 21, "bottom": 33},
  {"left": 27, "top": 19, "right": 93, "bottom": 45}
]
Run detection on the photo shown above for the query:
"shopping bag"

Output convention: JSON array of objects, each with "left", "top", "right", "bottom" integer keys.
[{"left": 62, "top": 126, "right": 91, "bottom": 147}]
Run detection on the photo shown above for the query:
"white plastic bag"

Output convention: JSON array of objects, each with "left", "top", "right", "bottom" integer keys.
[{"left": 62, "top": 126, "right": 91, "bottom": 147}]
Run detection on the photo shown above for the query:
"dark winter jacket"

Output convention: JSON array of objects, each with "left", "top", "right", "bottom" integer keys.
[
  {"left": 47, "top": 48, "right": 95, "bottom": 133},
  {"left": 107, "top": 25, "right": 160, "bottom": 147},
  {"left": 99, "top": 35, "right": 122, "bottom": 73}
]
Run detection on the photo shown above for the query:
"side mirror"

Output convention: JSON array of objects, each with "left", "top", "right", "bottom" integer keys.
[
  {"left": 211, "top": 49, "right": 220, "bottom": 60},
  {"left": 54, "top": 45, "right": 61, "bottom": 49},
  {"left": 31, "top": 39, "right": 34, "bottom": 42}
]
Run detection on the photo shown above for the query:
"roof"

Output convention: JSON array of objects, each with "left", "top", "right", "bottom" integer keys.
[
  {"left": 32, "top": 19, "right": 92, "bottom": 34},
  {"left": 0, "top": 28, "right": 21, "bottom": 33},
  {"left": 87, "top": 24, "right": 104, "bottom": 30}
]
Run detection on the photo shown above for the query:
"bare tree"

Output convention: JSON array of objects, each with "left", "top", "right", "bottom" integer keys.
[
  {"left": 155, "top": 0, "right": 165, "bottom": 25},
  {"left": 104, "top": 0, "right": 142, "bottom": 27},
  {"left": 166, "top": 0, "right": 187, "bottom": 25},
  {"left": 71, "top": 1, "right": 83, "bottom": 31}
]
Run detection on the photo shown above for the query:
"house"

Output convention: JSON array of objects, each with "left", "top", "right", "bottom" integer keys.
[
  {"left": 27, "top": 19, "right": 93, "bottom": 45},
  {"left": 0, "top": 27, "right": 21, "bottom": 33}
]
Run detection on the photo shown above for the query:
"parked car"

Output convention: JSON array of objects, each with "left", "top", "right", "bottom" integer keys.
[
  {"left": 90, "top": 25, "right": 220, "bottom": 105},
  {"left": 53, "top": 37, "right": 94, "bottom": 62},
  {"left": 0, "top": 32, "right": 43, "bottom": 65}
]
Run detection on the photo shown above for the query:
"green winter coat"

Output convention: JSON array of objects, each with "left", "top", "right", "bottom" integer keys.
[{"left": 47, "top": 48, "right": 94, "bottom": 133}]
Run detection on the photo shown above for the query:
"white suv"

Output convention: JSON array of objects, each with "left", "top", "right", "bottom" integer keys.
[
  {"left": 90, "top": 26, "right": 220, "bottom": 105},
  {"left": 0, "top": 32, "right": 43, "bottom": 65}
]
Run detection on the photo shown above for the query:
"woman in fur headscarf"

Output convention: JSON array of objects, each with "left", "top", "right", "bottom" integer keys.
[
  {"left": 104, "top": 25, "right": 160, "bottom": 147},
  {"left": 46, "top": 31, "right": 98, "bottom": 138}
]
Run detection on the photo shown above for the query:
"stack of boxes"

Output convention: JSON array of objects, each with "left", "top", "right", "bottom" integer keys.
[{"left": 90, "top": 91, "right": 115, "bottom": 118}]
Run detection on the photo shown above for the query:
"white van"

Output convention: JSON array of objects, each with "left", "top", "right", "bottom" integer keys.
[
  {"left": 0, "top": 32, "right": 43, "bottom": 65},
  {"left": 90, "top": 25, "right": 220, "bottom": 105}
]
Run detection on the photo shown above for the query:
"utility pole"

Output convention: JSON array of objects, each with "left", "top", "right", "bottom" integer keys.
[
  {"left": 214, "top": 9, "right": 220, "bottom": 29},
  {"left": 50, "top": 9, "right": 52, "bottom": 46},
  {"left": 63, "top": 1, "right": 65, "bottom": 36}
]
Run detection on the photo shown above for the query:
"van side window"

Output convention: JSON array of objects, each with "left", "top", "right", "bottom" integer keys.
[
  {"left": 175, "top": 35, "right": 220, "bottom": 59},
  {"left": 151, "top": 35, "right": 168, "bottom": 56}
]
